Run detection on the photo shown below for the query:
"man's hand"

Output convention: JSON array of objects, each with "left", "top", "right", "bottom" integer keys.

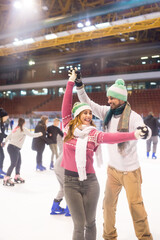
[{"left": 135, "top": 126, "right": 149, "bottom": 139}]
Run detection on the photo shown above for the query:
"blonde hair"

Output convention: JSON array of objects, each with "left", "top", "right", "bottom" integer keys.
[{"left": 64, "top": 112, "right": 95, "bottom": 142}]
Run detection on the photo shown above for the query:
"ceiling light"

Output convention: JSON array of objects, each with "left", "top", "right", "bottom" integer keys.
[
  {"left": 150, "top": 82, "right": 156, "bottom": 85},
  {"left": 77, "top": 23, "right": 84, "bottom": 28},
  {"left": 142, "top": 62, "right": 146, "bottom": 64},
  {"left": 141, "top": 57, "right": 148, "bottom": 60},
  {"left": 56, "top": 31, "right": 69, "bottom": 37},
  {"left": 85, "top": 20, "right": 91, "bottom": 27},
  {"left": 29, "top": 60, "right": 35, "bottom": 66},
  {"left": 13, "top": 1, "right": 22, "bottom": 9},
  {"left": 23, "top": 38, "right": 35, "bottom": 44},
  {"left": 129, "top": 37, "right": 135, "bottom": 40},
  {"left": 82, "top": 26, "right": 96, "bottom": 32},
  {"left": 13, "top": 38, "right": 24, "bottom": 46},
  {"left": 95, "top": 22, "right": 111, "bottom": 29},
  {"left": 151, "top": 55, "right": 160, "bottom": 58},
  {"left": 120, "top": 38, "right": 125, "bottom": 42},
  {"left": 45, "top": 34, "right": 57, "bottom": 40}
]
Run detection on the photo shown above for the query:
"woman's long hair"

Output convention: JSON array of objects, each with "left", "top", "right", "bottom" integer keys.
[
  {"left": 18, "top": 118, "right": 25, "bottom": 131},
  {"left": 40, "top": 115, "right": 48, "bottom": 131},
  {"left": 64, "top": 112, "right": 95, "bottom": 142}
]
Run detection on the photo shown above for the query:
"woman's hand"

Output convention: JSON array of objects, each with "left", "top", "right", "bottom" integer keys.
[{"left": 68, "top": 68, "right": 77, "bottom": 82}]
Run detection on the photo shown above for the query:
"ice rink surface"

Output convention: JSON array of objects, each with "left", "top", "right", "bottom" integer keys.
[{"left": 0, "top": 136, "right": 160, "bottom": 240}]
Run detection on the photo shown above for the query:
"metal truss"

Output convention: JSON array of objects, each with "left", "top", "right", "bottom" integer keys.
[{"left": 0, "top": 16, "right": 159, "bottom": 56}]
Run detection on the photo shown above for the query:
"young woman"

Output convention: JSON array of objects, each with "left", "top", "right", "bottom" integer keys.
[
  {"left": 3, "top": 118, "right": 42, "bottom": 186},
  {"left": 32, "top": 115, "right": 52, "bottom": 171},
  {"left": 61, "top": 69, "right": 147, "bottom": 240},
  {"left": 0, "top": 108, "right": 9, "bottom": 179}
]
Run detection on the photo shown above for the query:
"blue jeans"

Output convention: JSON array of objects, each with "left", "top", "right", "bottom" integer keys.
[{"left": 64, "top": 174, "right": 100, "bottom": 240}]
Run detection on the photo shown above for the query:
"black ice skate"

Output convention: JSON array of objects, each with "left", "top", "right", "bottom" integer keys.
[
  {"left": 3, "top": 178, "right": 15, "bottom": 186},
  {"left": 14, "top": 177, "right": 25, "bottom": 183}
]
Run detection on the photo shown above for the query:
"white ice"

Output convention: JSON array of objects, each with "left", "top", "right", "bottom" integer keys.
[{"left": 0, "top": 136, "right": 160, "bottom": 240}]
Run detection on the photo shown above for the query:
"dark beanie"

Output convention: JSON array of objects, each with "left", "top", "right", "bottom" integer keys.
[{"left": 0, "top": 108, "right": 8, "bottom": 118}]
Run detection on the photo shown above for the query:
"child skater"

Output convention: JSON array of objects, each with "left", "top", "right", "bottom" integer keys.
[
  {"left": 61, "top": 69, "right": 149, "bottom": 240},
  {"left": 3, "top": 118, "right": 42, "bottom": 186}
]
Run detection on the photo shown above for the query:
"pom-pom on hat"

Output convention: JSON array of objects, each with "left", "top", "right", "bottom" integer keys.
[
  {"left": 72, "top": 102, "right": 92, "bottom": 118},
  {"left": 0, "top": 108, "right": 8, "bottom": 118},
  {"left": 107, "top": 79, "right": 127, "bottom": 101}
]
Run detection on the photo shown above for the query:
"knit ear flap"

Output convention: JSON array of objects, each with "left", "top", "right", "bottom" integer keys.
[{"left": 72, "top": 102, "right": 81, "bottom": 114}]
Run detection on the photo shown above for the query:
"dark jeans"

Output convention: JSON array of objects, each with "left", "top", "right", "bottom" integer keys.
[
  {"left": 0, "top": 145, "right": 5, "bottom": 169},
  {"left": 64, "top": 174, "right": 100, "bottom": 240},
  {"left": 7, "top": 144, "right": 21, "bottom": 176},
  {"left": 36, "top": 147, "right": 45, "bottom": 165}
]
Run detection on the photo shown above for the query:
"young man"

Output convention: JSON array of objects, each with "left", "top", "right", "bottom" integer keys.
[
  {"left": 144, "top": 111, "right": 160, "bottom": 159},
  {"left": 75, "top": 75, "right": 153, "bottom": 240}
]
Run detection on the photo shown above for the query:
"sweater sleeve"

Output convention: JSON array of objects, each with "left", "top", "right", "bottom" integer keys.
[
  {"left": 62, "top": 81, "right": 74, "bottom": 128},
  {"left": 24, "top": 128, "right": 42, "bottom": 138},
  {"left": 97, "top": 131, "right": 136, "bottom": 144}
]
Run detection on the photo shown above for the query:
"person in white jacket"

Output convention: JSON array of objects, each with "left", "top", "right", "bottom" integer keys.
[
  {"left": 3, "top": 117, "right": 42, "bottom": 186},
  {"left": 74, "top": 70, "right": 153, "bottom": 240}
]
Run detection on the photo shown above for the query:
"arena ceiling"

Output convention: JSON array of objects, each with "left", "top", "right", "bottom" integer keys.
[{"left": 0, "top": 0, "right": 160, "bottom": 70}]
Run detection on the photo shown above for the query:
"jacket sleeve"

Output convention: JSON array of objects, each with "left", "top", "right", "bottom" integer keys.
[
  {"left": 62, "top": 81, "right": 74, "bottom": 128},
  {"left": 97, "top": 131, "right": 136, "bottom": 144},
  {"left": 77, "top": 85, "right": 109, "bottom": 120}
]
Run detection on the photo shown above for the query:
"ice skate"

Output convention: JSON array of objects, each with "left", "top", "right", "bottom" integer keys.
[
  {"left": 3, "top": 177, "right": 14, "bottom": 186},
  {"left": 152, "top": 152, "right": 157, "bottom": 159},
  {"left": 50, "top": 200, "right": 66, "bottom": 215},
  {"left": 36, "top": 164, "right": 44, "bottom": 171},
  {"left": 50, "top": 161, "right": 54, "bottom": 170},
  {"left": 0, "top": 169, "right": 6, "bottom": 175},
  {"left": 14, "top": 176, "right": 25, "bottom": 183},
  {"left": 65, "top": 206, "right": 71, "bottom": 217}
]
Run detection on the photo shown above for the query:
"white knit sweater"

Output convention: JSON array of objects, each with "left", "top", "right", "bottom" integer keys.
[{"left": 77, "top": 86, "right": 151, "bottom": 171}]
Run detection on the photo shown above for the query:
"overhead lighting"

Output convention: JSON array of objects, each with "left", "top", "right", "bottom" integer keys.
[
  {"left": 85, "top": 20, "right": 91, "bottom": 27},
  {"left": 95, "top": 22, "right": 111, "bottom": 29},
  {"left": 69, "top": 29, "right": 82, "bottom": 34},
  {"left": 120, "top": 38, "right": 125, "bottom": 42},
  {"left": 82, "top": 25, "right": 96, "bottom": 32},
  {"left": 13, "top": 1, "right": 22, "bottom": 9},
  {"left": 141, "top": 56, "right": 148, "bottom": 60},
  {"left": 150, "top": 82, "right": 156, "bottom": 85},
  {"left": 23, "top": 38, "right": 35, "bottom": 44},
  {"left": 142, "top": 62, "right": 146, "bottom": 64},
  {"left": 45, "top": 33, "right": 57, "bottom": 40},
  {"left": 52, "top": 70, "right": 56, "bottom": 73},
  {"left": 29, "top": 60, "right": 35, "bottom": 66},
  {"left": 151, "top": 55, "right": 160, "bottom": 58},
  {"left": 56, "top": 31, "right": 69, "bottom": 37},
  {"left": 13, "top": 38, "right": 24, "bottom": 46},
  {"left": 77, "top": 23, "right": 84, "bottom": 28},
  {"left": 129, "top": 37, "right": 135, "bottom": 40}
]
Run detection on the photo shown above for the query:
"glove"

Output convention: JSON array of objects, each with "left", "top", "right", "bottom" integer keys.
[
  {"left": 134, "top": 126, "right": 149, "bottom": 139},
  {"left": 68, "top": 68, "right": 77, "bottom": 82},
  {"left": 75, "top": 67, "right": 83, "bottom": 87}
]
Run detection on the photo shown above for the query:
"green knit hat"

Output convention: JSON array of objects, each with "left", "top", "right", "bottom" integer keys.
[
  {"left": 107, "top": 79, "right": 127, "bottom": 101},
  {"left": 72, "top": 102, "right": 92, "bottom": 118}
]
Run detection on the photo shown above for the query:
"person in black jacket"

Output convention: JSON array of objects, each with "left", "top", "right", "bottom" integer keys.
[
  {"left": 144, "top": 112, "right": 160, "bottom": 159},
  {"left": 47, "top": 118, "right": 64, "bottom": 170},
  {"left": 32, "top": 115, "right": 52, "bottom": 171},
  {"left": 0, "top": 108, "right": 9, "bottom": 178}
]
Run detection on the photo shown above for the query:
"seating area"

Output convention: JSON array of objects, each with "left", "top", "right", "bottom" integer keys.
[{"left": 0, "top": 88, "right": 160, "bottom": 118}]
